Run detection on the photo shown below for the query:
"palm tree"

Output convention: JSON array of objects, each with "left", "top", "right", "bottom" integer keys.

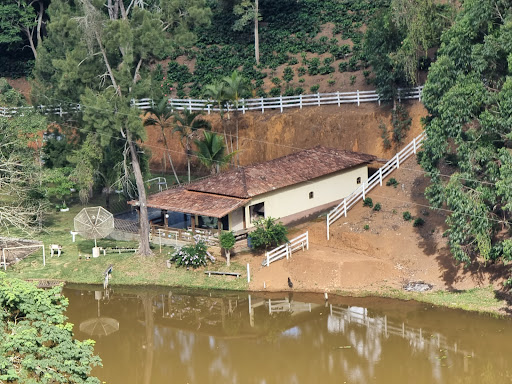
[
  {"left": 173, "top": 109, "right": 211, "bottom": 182},
  {"left": 194, "top": 131, "right": 236, "bottom": 174},
  {"left": 143, "top": 97, "right": 180, "bottom": 185},
  {"left": 222, "top": 70, "right": 250, "bottom": 164},
  {"left": 204, "top": 82, "right": 230, "bottom": 150}
]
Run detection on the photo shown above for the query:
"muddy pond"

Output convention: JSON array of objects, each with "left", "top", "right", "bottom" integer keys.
[{"left": 63, "top": 285, "right": 512, "bottom": 384}]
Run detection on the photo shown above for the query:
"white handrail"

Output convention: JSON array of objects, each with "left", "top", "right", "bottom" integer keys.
[
  {"left": 326, "top": 132, "right": 426, "bottom": 239},
  {"left": 263, "top": 231, "right": 309, "bottom": 267},
  {"left": 0, "top": 87, "right": 423, "bottom": 118}
]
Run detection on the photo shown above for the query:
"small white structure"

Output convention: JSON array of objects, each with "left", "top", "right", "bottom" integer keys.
[{"left": 50, "top": 244, "right": 62, "bottom": 257}]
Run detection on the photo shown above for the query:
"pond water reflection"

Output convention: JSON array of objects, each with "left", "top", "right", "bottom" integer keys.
[{"left": 63, "top": 286, "right": 512, "bottom": 384}]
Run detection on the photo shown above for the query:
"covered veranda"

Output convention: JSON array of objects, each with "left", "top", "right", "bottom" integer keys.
[{"left": 135, "top": 187, "right": 249, "bottom": 244}]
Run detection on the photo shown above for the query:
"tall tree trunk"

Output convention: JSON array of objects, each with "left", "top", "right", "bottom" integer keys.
[
  {"left": 254, "top": 0, "right": 259, "bottom": 65},
  {"left": 127, "top": 130, "right": 153, "bottom": 256},
  {"left": 160, "top": 130, "right": 180, "bottom": 185},
  {"left": 186, "top": 139, "right": 191, "bottom": 183},
  {"left": 24, "top": 27, "right": 37, "bottom": 59},
  {"left": 235, "top": 110, "right": 240, "bottom": 165}
]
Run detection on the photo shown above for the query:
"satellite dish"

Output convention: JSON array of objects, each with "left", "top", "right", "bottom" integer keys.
[{"left": 74, "top": 207, "right": 114, "bottom": 256}]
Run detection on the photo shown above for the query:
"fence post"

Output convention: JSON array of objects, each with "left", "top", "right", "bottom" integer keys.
[
  {"left": 306, "top": 231, "right": 309, "bottom": 250},
  {"left": 344, "top": 199, "right": 347, "bottom": 217},
  {"left": 286, "top": 243, "right": 290, "bottom": 260},
  {"left": 378, "top": 95, "right": 381, "bottom": 106},
  {"left": 317, "top": 92, "right": 321, "bottom": 106},
  {"left": 362, "top": 183, "right": 365, "bottom": 200},
  {"left": 261, "top": 97, "right": 264, "bottom": 113},
  {"left": 266, "top": 251, "right": 269, "bottom": 267},
  {"left": 59, "top": 104, "right": 63, "bottom": 117},
  {"left": 418, "top": 86, "right": 422, "bottom": 102},
  {"left": 327, "top": 215, "right": 330, "bottom": 240},
  {"left": 379, "top": 168, "right": 383, "bottom": 186},
  {"left": 188, "top": 99, "right": 192, "bottom": 111},
  {"left": 413, "top": 138, "right": 417, "bottom": 154},
  {"left": 337, "top": 91, "right": 340, "bottom": 107},
  {"left": 207, "top": 104, "right": 210, "bottom": 114},
  {"left": 280, "top": 95, "right": 283, "bottom": 113},
  {"left": 396, "top": 153, "right": 400, "bottom": 168},
  {"left": 242, "top": 98, "right": 246, "bottom": 114},
  {"left": 299, "top": 94, "right": 303, "bottom": 109},
  {"left": 357, "top": 90, "right": 360, "bottom": 106}
]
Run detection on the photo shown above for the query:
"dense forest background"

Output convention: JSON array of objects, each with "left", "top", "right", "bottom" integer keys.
[{"left": 4, "top": 0, "right": 512, "bottom": 274}]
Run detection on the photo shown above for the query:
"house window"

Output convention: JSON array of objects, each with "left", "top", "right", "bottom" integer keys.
[
  {"left": 249, "top": 202, "right": 265, "bottom": 223},
  {"left": 356, "top": 177, "right": 361, "bottom": 184},
  {"left": 309, "top": 191, "right": 314, "bottom": 199}
]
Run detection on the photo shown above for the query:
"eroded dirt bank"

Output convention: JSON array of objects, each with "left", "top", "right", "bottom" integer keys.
[{"left": 144, "top": 102, "right": 426, "bottom": 172}]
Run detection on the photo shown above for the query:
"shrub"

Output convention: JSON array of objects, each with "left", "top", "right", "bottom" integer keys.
[
  {"left": 220, "top": 231, "right": 236, "bottom": 266},
  {"left": 327, "top": 78, "right": 336, "bottom": 86},
  {"left": 269, "top": 87, "right": 281, "bottom": 97},
  {"left": 249, "top": 217, "right": 288, "bottom": 250},
  {"left": 294, "top": 87, "right": 304, "bottom": 95},
  {"left": 297, "top": 66, "right": 307, "bottom": 76},
  {"left": 288, "top": 57, "right": 299, "bottom": 65},
  {"left": 307, "top": 57, "right": 321, "bottom": 75},
  {"left": 363, "top": 224, "right": 370, "bottom": 231},
  {"left": 386, "top": 178, "right": 399, "bottom": 188},
  {"left": 350, "top": 75, "right": 357, "bottom": 85},
  {"left": 256, "top": 88, "right": 267, "bottom": 98},
  {"left": 323, "top": 57, "right": 334, "bottom": 65},
  {"left": 363, "top": 197, "right": 373, "bottom": 208},
  {"left": 310, "top": 84, "right": 320, "bottom": 93},
  {"left": 284, "top": 87, "right": 295, "bottom": 96},
  {"left": 298, "top": 78, "right": 305, "bottom": 83},
  {"left": 392, "top": 104, "right": 412, "bottom": 145},
  {"left": 348, "top": 56, "right": 359, "bottom": 71},
  {"left": 170, "top": 241, "right": 208, "bottom": 268},
  {"left": 271, "top": 77, "right": 281, "bottom": 86},
  {"left": 379, "top": 121, "right": 391, "bottom": 150},
  {"left": 319, "top": 65, "right": 335, "bottom": 75},
  {"left": 338, "top": 62, "right": 348, "bottom": 72},
  {"left": 373, "top": 203, "right": 381, "bottom": 211},
  {"left": 413, "top": 218, "right": 425, "bottom": 227},
  {"left": 283, "top": 67, "right": 294, "bottom": 83},
  {"left": 403, "top": 211, "right": 412, "bottom": 221}
]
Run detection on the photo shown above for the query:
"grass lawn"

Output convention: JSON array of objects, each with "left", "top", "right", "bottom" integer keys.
[
  {"left": 340, "top": 285, "right": 509, "bottom": 317},
  {"left": 4, "top": 204, "right": 248, "bottom": 291}
]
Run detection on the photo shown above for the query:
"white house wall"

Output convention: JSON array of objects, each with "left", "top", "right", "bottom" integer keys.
[
  {"left": 243, "top": 165, "right": 369, "bottom": 228},
  {"left": 230, "top": 207, "right": 245, "bottom": 231}
]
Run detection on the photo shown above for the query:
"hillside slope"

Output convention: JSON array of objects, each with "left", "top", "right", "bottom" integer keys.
[{"left": 145, "top": 101, "right": 426, "bottom": 173}]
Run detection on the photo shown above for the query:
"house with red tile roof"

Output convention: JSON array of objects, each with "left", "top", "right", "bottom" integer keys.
[{"left": 132, "top": 146, "right": 376, "bottom": 234}]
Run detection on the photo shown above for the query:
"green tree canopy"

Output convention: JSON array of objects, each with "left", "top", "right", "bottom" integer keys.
[
  {"left": 0, "top": 275, "right": 102, "bottom": 383},
  {"left": 194, "top": 131, "right": 235, "bottom": 174},
  {"left": 420, "top": 0, "right": 512, "bottom": 267},
  {"left": 32, "top": 0, "right": 212, "bottom": 255}
]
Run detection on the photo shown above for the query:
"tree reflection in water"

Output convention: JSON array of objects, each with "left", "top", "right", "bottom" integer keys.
[{"left": 64, "top": 287, "right": 512, "bottom": 384}]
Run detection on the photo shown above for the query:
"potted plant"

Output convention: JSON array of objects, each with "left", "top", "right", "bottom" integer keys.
[{"left": 60, "top": 201, "right": 69, "bottom": 212}]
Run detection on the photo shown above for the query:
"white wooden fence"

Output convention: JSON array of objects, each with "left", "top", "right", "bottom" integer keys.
[
  {"left": 0, "top": 87, "right": 423, "bottom": 118},
  {"left": 329, "top": 304, "right": 474, "bottom": 357},
  {"left": 262, "top": 231, "right": 309, "bottom": 267},
  {"left": 326, "top": 132, "right": 426, "bottom": 240}
]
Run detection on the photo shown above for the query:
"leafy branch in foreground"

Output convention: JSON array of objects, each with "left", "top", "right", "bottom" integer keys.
[{"left": 0, "top": 275, "right": 102, "bottom": 383}]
